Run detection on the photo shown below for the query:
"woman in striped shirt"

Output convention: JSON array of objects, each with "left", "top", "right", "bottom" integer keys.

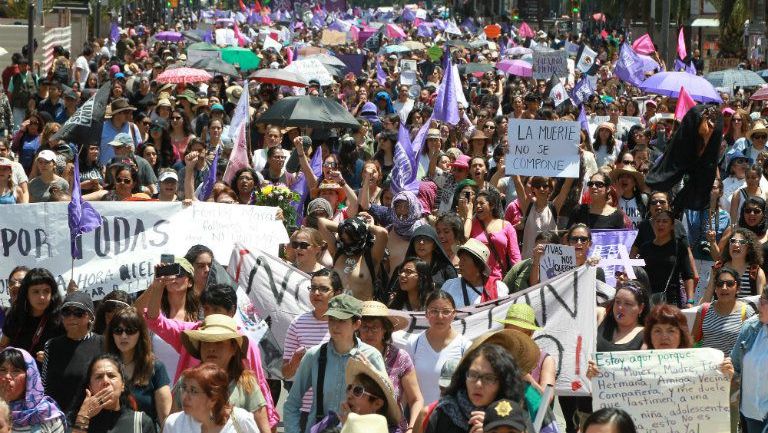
[{"left": 701, "top": 228, "right": 766, "bottom": 303}]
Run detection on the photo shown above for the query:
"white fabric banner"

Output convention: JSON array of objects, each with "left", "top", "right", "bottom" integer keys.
[
  {"left": 0, "top": 203, "right": 287, "bottom": 302},
  {"left": 591, "top": 349, "right": 730, "bottom": 433}
]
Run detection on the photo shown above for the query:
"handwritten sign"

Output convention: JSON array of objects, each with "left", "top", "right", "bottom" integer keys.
[
  {"left": 592, "top": 349, "right": 730, "bottom": 433},
  {"left": 400, "top": 59, "right": 417, "bottom": 72},
  {"left": 540, "top": 244, "right": 576, "bottom": 282},
  {"left": 321, "top": 29, "right": 347, "bottom": 46},
  {"left": 284, "top": 58, "right": 335, "bottom": 86},
  {"left": 505, "top": 119, "right": 580, "bottom": 178},
  {"left": 0, "top": 202, "right": 287, "bottom": 302},
  {"left": 533, "top": 50, "right": 568, "bottom": 79}
]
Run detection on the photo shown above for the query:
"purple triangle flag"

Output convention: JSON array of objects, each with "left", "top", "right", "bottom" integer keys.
[
  {"left": 569, "top": 75, "right": 595, "bottom": 107},
  {"left": 614, "top": 43, "right": 646, "bottom": 87},
  {"left": 196, "top": 146, "right": 220, "bottom": 201},
  {"left": 69, "top": 156, "right": 102, "bottom": 260},
  {"left": 391, "top": 121, "right": 430, "bottom": 193},
  {"left": 376, "top": 59, "right": 387, "bottom": 85},
  {"left": 578, "top": 105, "right": 589, "bottom": 132},
  {"left": 290, "top": 146, "right": 324, "bottom": 226},
  {"left": 432, "top": 47, "right": 459, "bottom": 125}
]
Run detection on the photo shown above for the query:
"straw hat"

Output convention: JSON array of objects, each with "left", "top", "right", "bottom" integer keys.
[
  {"left": 360, "top": 301, "right": 409, "bottom": 332},
  {"left": 181, "top": 314, "right": 248, "bottom": 359},
  {"left": 340, "top": 414, "right": 389, "bottom": 433},
  {"left": 455, "top": 239, "right": 491, "bottom": 274},
  {"left": 462, "top": 329, "right": 540, "bottom": 374},
  {"left": 345, "top": 358, "right": 402, "bottom": 425},
  {"left": 314, "top": 179, "right": 346, "bottom": 203},
  {"left": 610, "top": 165, "right": 645, "bottom": 188},
  {"left": 494, "top": 304, "right": 540, "bottom": 331},
  {"left": 748, "top": 120, "right": 768, "bottom": 140}
]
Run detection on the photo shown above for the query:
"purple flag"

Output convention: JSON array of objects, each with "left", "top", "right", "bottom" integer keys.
[
  {"left": 578, "top": 105, "right": 589, "bottom": 132},
  {"left": 376, "top": 59, "right": 387, "bottom": 85},
  {"left": 674, "top": 58, "right": 697, "bottom": 75},
  {"left": 569, "top": 75, "right": 594, "bottom": 107},
  {"left": 588, "top": 229, "right": 640, "bottom": 289},
  {"left": 614, "top": 43, "right": 646, "bottom": 87},
  {"left": 432, "top": 48, "right": 459, "bottom": 125},
  {"left": 196, "top": 146, "right": 220, "bottom": 201},
  {"left": 416, "top": 24, "right": 433, "bottom": 38},
  {"left": 110, "top": 22, "right": 120, "bottom": 43},
  {"left": 391, "top": 121, "right": 430, "bottom": 193},
  {"left": 290, "top": 145, "right": 323, "bottom": 225},
  {"left": 69, "top": 156, "right": 102, "bottom": 260}
]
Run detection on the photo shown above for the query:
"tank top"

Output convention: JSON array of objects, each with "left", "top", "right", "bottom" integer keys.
[
  {"left": 596, "top": 322, "right": 644, "bottom": 352},
  {"left": 699, "top": 302, "right": 752, "bottom": 354},
  {"left": 0, "top": 189, "right": 15, "bottom": 204},
  {"left": 522, "top": 203, "right": 556, "bottom": 258}
]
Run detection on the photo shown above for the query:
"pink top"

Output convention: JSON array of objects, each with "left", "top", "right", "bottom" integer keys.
[
  {"left": 144, "top": 310, "right": 280, "bottom": 427},
  {"left": 470, "top": 218, "right": 522, "bottom": 279},
  {"left": 504, "top": 199, "right": 523, "bottom": 227}
]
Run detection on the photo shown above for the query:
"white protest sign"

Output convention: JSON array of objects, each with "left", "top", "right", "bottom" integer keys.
[
  {"left": 400, "top": 59, "right": 417, "bottom": 72},
  {"left": 320, "top": 29, "right": 347, "bottom": 46},
  {"left": 589, "top": 229, "right": 644, "bottom": 288},
  {"left": 284, "top": 58, "right": 335, "bottom": 86},
  {"left": 187, "top": 48, "right": 222, "bottom": 66},
  {"left": 262, "top": 36, "right": 283, "bottom": 52},
  {"left": 592, "top": 349, "right": 730, "bottom": 433},
  {"left": 505, "top": 118, "right": 580, "bottom": 178},
  {"left": 540, "top": 244, "right": 576, "bottom": 282},
  {"left": 0, "top": 202, "right": 287, "bottom": 302},
  {"left": 400, "top": 70, "right": 417, "bottom": 86},
  {"left": 227, "top": 244, "right": 311, "bottom": 348},
  {"left": 215, "top": 28, "right": 236, "bottom": 46},
  {"left": 533, "top": 50, "right": 568, "bottom": 79}
]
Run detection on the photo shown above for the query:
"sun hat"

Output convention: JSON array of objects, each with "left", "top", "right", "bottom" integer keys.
[
  {"left": 177, "top": 89, "right": 197, "bottom": 105},
  {"left": 345, "top": 358, "right": 402, "bottom": 425},
  {"left": 426, "top": 128, "right": 442, "bottom": 140},
  {"left": 156, "top": 98, "right": 173, "bottom": 108},
  {"left": 226, "top": 85, "right": 243, "bottom": 104},
  {"left": 483, "top": 399, "right": 534, "bottom": 433},
  {"left": 194, "top": 98, "right": 210, "bottom": 110},
  {"left": 462, "top": 329, "right": 541, "bottom": 374},
  {"left": 324, "top": 294, "right": 363, "bottom": 320},
  {"left": 110, "top": 98, "right": 136, "bottom": 115},
  {"left": 748, "top": 120, "right": 768, "bottom": 140},
  {"left": 495, "top": 304, "right": 540, "bottom": 331},
  {"left": 360, "top": 301, "right": 409, "bottom": 331},
  {"left": 61, "top": 291, "right": 95, "bottom": 317},
  {"left": 468, "top": 129, "right": 488, "bottom": 142},
  {"left": 181, "top": 314, "right": 248, "bottom": 360},
  {"left": 438, "top": 358, "right": 459, "bottom": 388},
  {"left": 315, "top": 179, "right": 347, "bottom": 203},
  {"left": 339, "top": 413, "right": 389, "bottom": 433},
  {"left": 36, "top": 150, "right": 57, "bottom": 161},
  {"left": 455, "top": 238, "right": 491, "bottom": 274},
  {"left": 108, "top": 133, "right": 133, "bottom": 147},
  {"left": 450, "top": 154, "right": 471, "bottom": 169},
  {"left": 610, "top": 165, "right": 646, "bottom": 188}
]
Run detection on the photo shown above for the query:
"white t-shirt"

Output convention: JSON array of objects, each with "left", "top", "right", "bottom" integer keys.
[
  {"left": 441, "top": 277, "right": 510, "bottom": 308},
  {"left": 401, "top": 331, "right": 472, "bottom": 404},
  {"left": 163, "top": 406, "right": 257, "bottom": 433},
  {"left": 721, "top": 176, "right": 746, "bottom": 211}
]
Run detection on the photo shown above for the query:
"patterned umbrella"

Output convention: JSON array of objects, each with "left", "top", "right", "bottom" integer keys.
[
  {"left": 249, "top": 69, "right": 309, "bottom": 87},
  {"left": 749, "top": 86, "right": 768, "bottom": 101},
  {"left": 156, "top": 67, "right": 212, "bottom": 84},
  {"left": 384, "top": 23, "right": 406, "bottom": 39}
]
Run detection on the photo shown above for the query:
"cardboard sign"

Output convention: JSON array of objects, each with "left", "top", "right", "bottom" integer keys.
[
  {"left": 533, "top": 50, "right": 568, "bottom": 79},
  {"left": 505, "top": 119, "right": 580, "bottom": 178},
  {"left": 187, "top": 48, "right": 222, "bottom": 66},
  {"left": 540, "top": 244, "right": 576, "bottom": 282},
  {"left": 321, "top": 29, "right": 347, "bottom": 46},
  {"left": 592, "top": 349, "right": 730, "bottom": 433}
]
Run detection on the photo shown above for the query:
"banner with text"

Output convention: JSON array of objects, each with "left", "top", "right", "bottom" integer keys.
[
  {"left": 506, "top": 119, "right": 580, "bottom": 178},
  {"left": 589, "top": 229, "right": 643, "bottom": 288},
  {"left": 592, "top": 349, "right": 730, "bottom": 433},
  {"left": 533, "top": 50, "right": 568, "bottom": 79},
  {"left": 0, "top": 203, "right": 288, "bottom": 303}
]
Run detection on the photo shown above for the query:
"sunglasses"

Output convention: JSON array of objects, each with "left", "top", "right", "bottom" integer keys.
[
  {"left": 112, "top": 326, "right": 139, "bottom": 336},
  {"left": 744, "top": 208, "right": 763, "bottom": 215},
  {"left": 753, "top": 134, "right": 768, "bottom": 140},
  {"left": 346, "top": 384, "right": 382, "bottom": 400},
  {"left": 323, "top": 162, "right": 337, "bottom": 168},
  {"left": 308, "top": 285, "right": 333, "bottom": 294},
  {"left": 291, "top": 241, "right": 311, "bottom": 250},
  {"left": 729, "top": 238, "right": 749, "bottom": 245},
  {"left": 171, "top": 116, "right": 183, "bottom": 121},
  {"left": 115, "top": 178, "right": 132, "bottom": 184},
  {"left": 61, "top": 308, "right": 87, "bottom": 318},
  {"left": 569, "top": 235, "right": 590, "bottom": 244},
  {"left": 621, "top": 160, "right": 635, "bottom": 165},
  {"left": 649, "top": 199, "right": 668, "bottom": 205},
  {"left": 715, "top": 280, "right": 737, "bottom": 288},
  {"left": 587, "top": 181, "right": 606, "bottom": 188}
]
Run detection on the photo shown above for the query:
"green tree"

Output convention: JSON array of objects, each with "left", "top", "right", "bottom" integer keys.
[{"left": 710, "top": 0, "right": 749, "bottom": 57}]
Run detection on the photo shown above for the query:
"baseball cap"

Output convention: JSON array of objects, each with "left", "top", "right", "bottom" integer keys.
[
  {"left": 324, "top": 294, "right": 363, "bottom": 320},
  {"left": 483, "top": 399, "right": 534, "bottom": 433},
  {"left": 37, "top": 150, "right": 56, "bottom": 161},
  {"left": 211, "top": 103, "right": 225, "bottom": 112},
  {"left": 61, "top": 291, "right": 95, "bottom": 317},
  {"left": 109, "top": 133, "right": 133, "bottom": 147},
  {"left": 114, "top": 72, "right": 125, "bottom": 79},
  {"left": 438, "top": 358, "right": 459, "bottom": 388},
  {"left": 158, "top": 171, "right": 179, "bottom": 182},
  {"left": 63, "top": 88, "right": 78, "bottom": 100}
]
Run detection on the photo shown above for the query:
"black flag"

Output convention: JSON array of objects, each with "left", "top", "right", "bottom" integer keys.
[{"left": 52, "top": 82, "right": 112, "bottom": 146}]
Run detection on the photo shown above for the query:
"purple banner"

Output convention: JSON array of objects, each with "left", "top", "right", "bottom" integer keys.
[
  {"left": 588, "top": 229, "right": 642, "bottom": 288},
  {"left": 336, "top": 53, "right": 365, "bottom": 75}
]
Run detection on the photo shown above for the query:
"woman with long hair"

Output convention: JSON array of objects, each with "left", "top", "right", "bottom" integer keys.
[
  {"left": 592, "top": 122, "right": 620, "bottom": 168},
  {"left": 0, "top": 158, "right": 22, "bottom": 204},
  {"left": 228, "top": 167, "right": 263, "bottom": 205},
  {"left": 0, "top": 268, "right": 63, "bottom": 363},
  {"left": 286, "top": 227, "right": 327, "bottom": 275},
  {"left": 168, "top": 109, "right": 195, "bottom": 159},
  {"left": 568, "top": 172, "right": 627, "bottom": 229},
  {"left": 183, "top": 244, "right": 215, "bottom": 303},
  {"left": 83, "top": 163, "right": 140, "bottom": 201},
  {"left": 725, "top": 108, "right": 750, "bottom": 148},
  {"left": 11, "top": 111, "right": 45, "bottom": 173},
  {"left": 612, "top": 166, "right": 648, "bottom": 230},
  {"left": 721, "top": 149, "right": 752, "bottom": 211},
  {"left": 69, "top": 354, "right": 155, "bottom": 433},
  {"left": 163, "top": 363, "right": 260, "bottom": 433},
  {"left": 435, "top": 213, "right": 465, "bottom": 269},
  {"left": 702, "top": 228, "right": 765, "bottom": 302},
  {"left": 93, "top": 290, "right": 131, "bottom": 334},
  {"left": 78, "top": 143, "right": 105, "bottom": 194},
  {"left": 730, "top": 164, "right": 768, "bottom": 222},
  {"left": 175, "top": 315, "right": 271, "bottom": 433},
  {"left": 134, "top": 259, "right": 200, "bottom": 323},
  {"left": 465, "top": 189, "right": 521, "bottom": 279},
  {"left": 144, "top": 119, "right": 176, "bottom": 168},
  {"left": 373, "top": 131, "right": 396, "bottom": 181},
  {"left": 388, "top": 257, "right": 434, "bottom": 311},
  {"left": 105, "top": 308, "right": 172, "bottom": 426}
]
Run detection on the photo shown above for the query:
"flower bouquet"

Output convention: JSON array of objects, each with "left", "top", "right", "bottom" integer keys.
[{"left": 253, "top": 185, "right": 301, "bottom": 230}]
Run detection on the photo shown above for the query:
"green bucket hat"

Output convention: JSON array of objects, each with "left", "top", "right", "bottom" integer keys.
[
  {"left": 177, "top": 89, "right": 198, "bottom": 105},
  {"left": 494, "top": 304, "right": 541, "bottom": 331},
  {"left": 324, "top": 294, "right": 363, "bottom": 320}
]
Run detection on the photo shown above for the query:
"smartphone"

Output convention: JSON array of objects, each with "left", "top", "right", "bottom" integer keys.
[
  {"left": 157, "top": 263, "right": 181, "bottom": 277},
  {"left": 464, "top": 191, "right": 471, "bottom": 200},
  {"left": 160, "top": 254, "right": 174, "bottom": 264}
]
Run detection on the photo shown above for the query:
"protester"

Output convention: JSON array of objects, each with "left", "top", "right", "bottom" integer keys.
[
  {"left": 442, "top": 239, "right": 510, "bottom": 307},
  {"left": 341, "top": 357, "right": 403, "bottom": 432},
  {"left": 731, "top": 289, "right": 768, "bottom": 433}
]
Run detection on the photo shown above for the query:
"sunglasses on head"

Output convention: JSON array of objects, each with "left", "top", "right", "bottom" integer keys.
[
  {"left": 112, "top": 326, "right": 139, "bottom": 336},
  {"left": 61, "top": 308, "right": 87, "bottom": 318}
]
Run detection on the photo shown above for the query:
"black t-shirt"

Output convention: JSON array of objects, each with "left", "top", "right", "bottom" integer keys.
[
  {"left": 567, "top": 204, "right": 626, "bottom": 229},
  {"left": 43, "top": 333, "right": 105, "bottom": 414},
  {"left": 637, "top": 239, "right": 693, "bottom": 306},
  {"left": 88, "top": 409, "right": 156, "bottom": 433},
  {"left": 632, "top": 219, "right": 689, "bottom": 251},
  {"left": 1, "top": 314, "right": 63, "bottom": 361}
]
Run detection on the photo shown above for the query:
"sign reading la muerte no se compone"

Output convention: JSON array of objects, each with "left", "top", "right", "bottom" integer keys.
[{"left": 505, "top": 118, "right": 580, "bottom": 178}]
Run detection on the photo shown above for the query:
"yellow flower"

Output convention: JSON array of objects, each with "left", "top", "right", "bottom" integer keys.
[{"left": 261, "top": 186, "right": 274, "bottom": 196}]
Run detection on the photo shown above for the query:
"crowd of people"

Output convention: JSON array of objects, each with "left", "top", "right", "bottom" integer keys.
[{"left": 0, "top": 3, "right": 767, "bottom": 433}]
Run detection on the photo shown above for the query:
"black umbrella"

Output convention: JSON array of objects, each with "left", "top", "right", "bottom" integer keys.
[
  {"left": 459, "top": 63, "right": 496, "bottom": 75},
  {"left": 256, "top": 96, "right": 360, "bottom": 130},
  {"left": 181, "top": 30, "right": 203, "bottom": 43},
  {"left": 189, "top": 58, "right": 239, "bottom": 77}
]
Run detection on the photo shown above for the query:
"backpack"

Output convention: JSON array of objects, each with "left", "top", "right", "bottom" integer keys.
[
  {"left": 522, "top": 201, "right": 559, "bottom": 228},
  {"left": 53, "top": 58, "right": 71, "bottom": 86}
]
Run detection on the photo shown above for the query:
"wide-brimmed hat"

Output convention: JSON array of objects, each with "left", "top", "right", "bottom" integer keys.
[
  {"left": 360, "top": 301, "right": 408, "bottom": 331},
  {"left": 455, "top": 238, "right": 491, "bottom": 274},
  {"left": 345, "top": 358, "right": 402, "bottom": 425},
  {"left": 194, "top": 98, "right": 210, "bottom": 110},
  {"left": 495, "top": 304, "right": 540, "bottom": 331},
  {"left": 226, "top": 85, "right": 243, "bottom": 104},
  {"left": 314, "top": 179, "right": 346, "bottom": 203},
  {"left": 427, "top": 128, "right": 442, "bottom": 140},
  {"left": 340, "top": 414, "right": 388, "bottom": 433},
  {"left": 748, "top": 120, "right": 768, "bottom": 140},
  {"left": 156, "top": 98, "right": 173, "bottom": 109},
  {"left": 177, "top": 89, "right": 197, "bottom": 104},
  {"left": 181, "top": 314, "right": 248, "bottom": 360},
  {"left": 110, "top": 98, "right": 136, "bottom": 115},
  {"left": 610, "top": 165, "right": 645, "bottom": 188},
  {"left": 462, "top": 329, "right": 540, "bottom": 374},
  {"left": 468, "top": 129, "right": 488, "bottom": 142}
]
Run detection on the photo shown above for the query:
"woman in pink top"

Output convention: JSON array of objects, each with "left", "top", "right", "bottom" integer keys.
[
  {"left": 169, "top": 109, "right": 194, "bottom": 157},
  {"left": 464, "top": 188, "right": 521, "bottom": 279}
]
